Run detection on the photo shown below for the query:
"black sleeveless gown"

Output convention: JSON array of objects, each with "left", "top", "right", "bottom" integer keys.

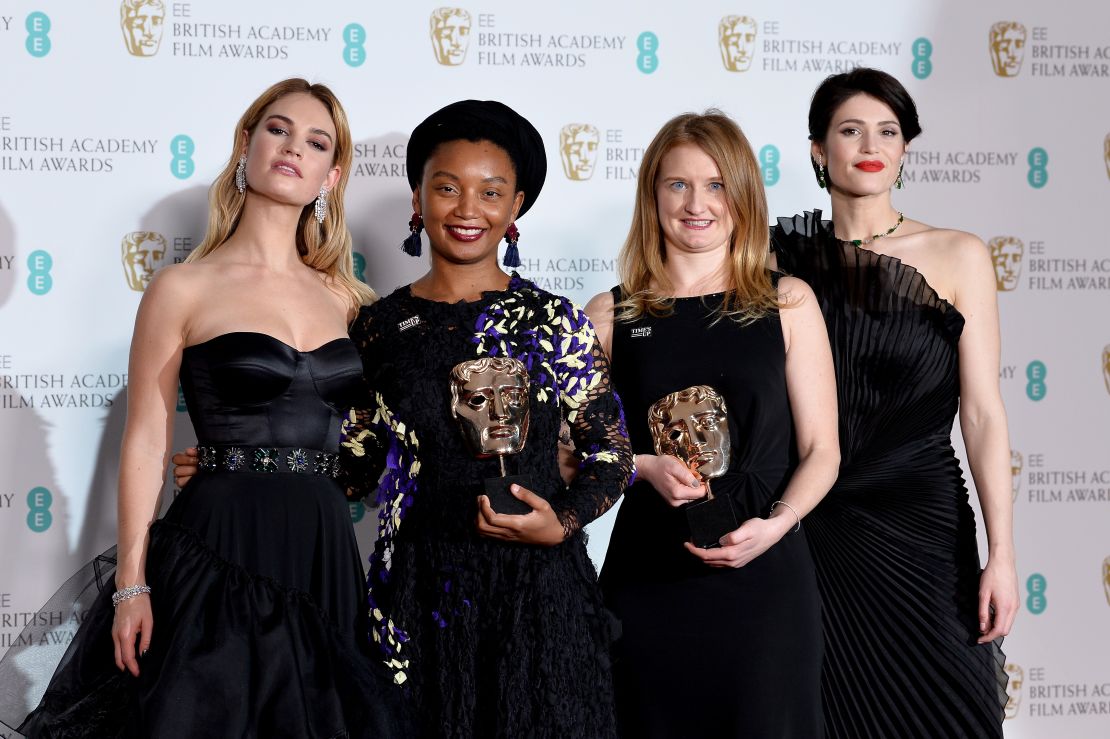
[
  {"left": 599, "top": 286, "right": 823, "bottom": 738},
  {"left": 12, "top": 332, "right": 404, "bottom": 738},
  {"left": 772, "top": 212, "right": 1008, "bottom": 738}
]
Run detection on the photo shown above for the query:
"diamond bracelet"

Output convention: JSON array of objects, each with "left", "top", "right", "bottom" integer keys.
[{"left": 112, "top": 585, "right": 152, "bottom": 607}]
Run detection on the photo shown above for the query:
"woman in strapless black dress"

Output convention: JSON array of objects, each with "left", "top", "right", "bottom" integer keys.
[
  {"left": 588, "top": 111, "right": 840, "bottom": 737},
  {"left": 772, "top": 68, "right": 1016, "bottom": 738},
  {"left": 4, "top": 79, "right": 404, "bottom": 738}
]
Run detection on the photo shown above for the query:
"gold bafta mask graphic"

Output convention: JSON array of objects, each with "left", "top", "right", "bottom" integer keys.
[
  {"left": 430, "top": 8, "right": 472, "bottom": 66},
  {"left": 649, "top": 385, "right": 731, "bottom": 480},
  {"left": 121, "top": 231, "right": 167, "bottom": 291},
  {"left": 1105, "top": 133, "right": 1110, "bottom": 181},
  {"left": 719, "top": 16, "right": 757, "bottom": 72},
  {"left": 1003, "top": 663, "right": 1024, "bottom": 719},
  {"left": 1103, "top": 345, "right": 1110, "bottom": 396},
  {"left": 1103, "top": 556, "right": 1110, "bottom": 607},
  {"left": 1010, "top": 450, "right": 1022, "bottom": 502},
  {"left": 988, "top": 236, "right": 1024, "bottom": 292},
  {"left": 450, "top": 357, "right": 530, "bottom": 459},
  {"left": 559, "top": 124, "right": 600, "bottom": 181},
  {"left": 989, "top": 22, "right": 1027, "bottom": 77},
  {"left": 120, "top": 0, "right": 165, "bottom": 57}
]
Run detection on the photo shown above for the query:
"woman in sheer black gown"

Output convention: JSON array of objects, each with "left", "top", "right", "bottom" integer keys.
[
  {"left": 3, "top": 79, "right": 404, "bottom": 738},
  {"left": 771, "top": 68, "right": 1017, "bottom": 738},
  {"left": 339, "top": 100, "right": 634, "bottom": 738},
  {"left": 589, "top": 111, "right": 840, "bottom": 737}
]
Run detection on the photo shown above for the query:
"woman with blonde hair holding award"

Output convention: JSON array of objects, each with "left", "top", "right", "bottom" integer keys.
[{"left": 588, "top": 111, "right": 840, "bottom": 736}]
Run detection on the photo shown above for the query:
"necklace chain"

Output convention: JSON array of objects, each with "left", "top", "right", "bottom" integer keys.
[{"left": 841, "top": 212, "right": 905, "bottom": 247}]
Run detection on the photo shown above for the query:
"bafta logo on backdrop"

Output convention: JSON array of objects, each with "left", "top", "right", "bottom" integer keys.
[
  {"left": 120, "top": 0, "right": 165, "bottom": 57},
  {"left": 559, "top": 124, "right": 600, "bottom": 181},
  {"left": 1103, "top": 345, "right": 1110, "bottom": 396},
  {"left": 989, "top": 236, "right": 1023, "bottom": 291},
  {"left": 989, "top": 22, "right": 1026, "bottom": 77},
  {"left": 1003, "top": 664, "right": 1024, "bottom": 719},
  {"left": 719, "top": 16, "right": 757, "bottom": 72},
  {"left": 1104, "top": 133, "right": 1110, "bottom": 180},
  {"left": 430, "top": 8, "right": 471, "bottom": 65},
  {"left": 1103, "top": 556, "right": 1110, "bottom": 607},
  {"left": 121, "top": 231, "right": 167, "bottom": 291},
  {"left": 1010, "top": 450, "right": 1022, "bottom": 502}
]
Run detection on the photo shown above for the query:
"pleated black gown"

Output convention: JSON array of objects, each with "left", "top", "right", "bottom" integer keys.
[{"left": 772, "top": 212, "right": 1008, "bottom": 739}]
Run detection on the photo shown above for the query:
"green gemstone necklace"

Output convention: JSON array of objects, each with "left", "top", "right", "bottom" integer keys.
[{"left": 841, "top": 212, "right": 904, "bottom": 247}]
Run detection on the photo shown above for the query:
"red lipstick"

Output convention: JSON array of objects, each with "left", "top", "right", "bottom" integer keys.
[{"left": 855, "top": 160, "right": 885, "bottom": 172}]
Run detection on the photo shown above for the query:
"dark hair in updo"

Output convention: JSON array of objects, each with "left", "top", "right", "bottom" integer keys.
[{"left": 808, "top": 68, "right": 922, "bottom": 143}]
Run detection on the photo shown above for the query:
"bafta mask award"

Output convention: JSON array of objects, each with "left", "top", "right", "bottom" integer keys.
[
  {"left": 450, "top": 357, "right": 533, "bottom": 515},
  {"left": 649, "top": 385, "right": 738, "bottom": 548}
]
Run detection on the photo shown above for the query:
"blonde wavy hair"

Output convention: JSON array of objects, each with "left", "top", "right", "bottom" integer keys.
[
  {"left": 187, "top": 78, "right": 374, "bottom": 307},
  {"left": 616, "top": 110, "right": 778, "bottom": 324}
]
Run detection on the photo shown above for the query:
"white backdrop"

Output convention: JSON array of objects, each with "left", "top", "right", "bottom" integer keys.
[{"left": 1, "top": 1, "right": 1108, "bottom": 735}]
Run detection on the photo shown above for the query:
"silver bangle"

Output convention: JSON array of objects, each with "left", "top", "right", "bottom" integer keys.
[
  {"left": 769, "top": 500, "right": 801, "bottom": 533},
  {"left": 112, "top": 585, "right": 151, "bottom": 607}
]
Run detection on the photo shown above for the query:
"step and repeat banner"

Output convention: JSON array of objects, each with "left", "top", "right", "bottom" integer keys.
[{"left": 1, "top": 1, "right": 1108, "bottom": 735}]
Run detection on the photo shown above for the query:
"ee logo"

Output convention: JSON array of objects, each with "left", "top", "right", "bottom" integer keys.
[
  {"left": 637, "top": 32, "right": 658, "bottom": 74},
  {"left": 352, "top": 253, "right": 367, "bottom": 283},
  {"left": 1025, "top": 360, "right": 1046, "bottom": 401},
  {"left": 170, "top": 135, "right": 195, "bottom": 180},
  {"left": 27, "top": 250, "right": 53, "bottom": 295},
  {"left": 26, "top": 12, "right": 51, "bottom": 57},
  {"left": 759, "top": 145, "right": 780, "bottom": 186},
  {"left": 1027, "top": 147, "right": 1048, "bottom": 189},
  {"left": 349, "top": 501, "right": 366, "bottom": 523},
  {"left": 343, "top": 23, "right": 366, "bottom": 67},
  {"left": 1025, "top": 572, "right": 1046, "bottom": 615},
  {"left": 911, "top": 37, "right": 933, "bottom": 80},
  {"left": 27, "top": 487, "right": 53, "bottom": 532}
]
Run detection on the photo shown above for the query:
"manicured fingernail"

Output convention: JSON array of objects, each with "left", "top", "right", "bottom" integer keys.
[
  {"left": 510, "top": 484, "right": 519, "bottom": 492},
  {"left": 979, "top": 622, "right": 986, "bottom": 631}
]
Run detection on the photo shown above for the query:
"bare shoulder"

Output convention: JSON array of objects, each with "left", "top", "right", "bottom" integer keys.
[
  {"left": 775, "top": 274, "right": 817, "bottom": 307},
  {"left": 584, "top": 290, "right": 615, "bottom": 321},
  {"left": 142, "top": 261, "right": 206, "bottom": 304},
  {"left": 909, "top": 221, "right": 989, "bottom": 268}
]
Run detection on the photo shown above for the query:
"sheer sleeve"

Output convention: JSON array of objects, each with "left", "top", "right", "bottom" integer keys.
[
  {"left": 549, "top": 303, "right": 634, "bottom": 539},
  {"left": 338, "top": 306, "right": 387, "bottom": 501}
]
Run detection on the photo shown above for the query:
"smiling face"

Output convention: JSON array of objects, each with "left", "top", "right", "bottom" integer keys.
[
  {"left": 655, "top": 143, "right": 735, "bottom": 258},
  {"left": 814, "top": 93, "right": 906, "bottom": 196},
  {"left": 650, "top": 386, "right": 731, "bottom": 478},
  {"left": 415, "top": 138, "right": 524, "bottom": 267},
  {"left": 451, "top": 359, "right": 530, "bottom": 457},
  {"left": 241, "top": 92, "right": 340, "bottom": 209}
]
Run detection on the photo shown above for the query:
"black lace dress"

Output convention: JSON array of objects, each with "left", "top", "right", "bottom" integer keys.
[
  {"left": 599, "top": 285, "right": 823, "bottom": 738},
  {"left": 772, "top": 212, "right": 1008, "bottom": 738},
  {"left": 5, "top": 333, "right": 405, "bottom": 738},
  {"left": 341, "top": 274, "right": 633, "bottom": 738}
]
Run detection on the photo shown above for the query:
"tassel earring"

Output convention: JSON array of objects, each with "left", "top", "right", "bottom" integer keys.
[
  {"left": 502, "top": 223, "right": 521, "bottom": 268},
  {"left": 402, "top": 213, "right": 423, "bottom": 256},
  {"left": 314, "top": 187, "right": 328, "bottom": 224},
  {"left": 235, "top": 155, "right": 247, "bottom": 193},
  {"left": 895, "top": 161, "right": 905, "bottom": 190}
]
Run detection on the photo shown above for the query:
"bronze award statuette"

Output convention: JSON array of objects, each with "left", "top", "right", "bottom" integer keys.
[
  {"left": 450, "top": 356, "right": 534, "bottom": 515},
  {"left": 649, "top": 385, "right": 738, "bottom": 548}
]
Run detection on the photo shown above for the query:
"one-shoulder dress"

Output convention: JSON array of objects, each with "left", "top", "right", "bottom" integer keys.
[
  {"left": 772, "top": 212, "right": 1008, "bottom": 738},
  {"left": 10, "top": 332, "right": 404, "bottom": 738}
]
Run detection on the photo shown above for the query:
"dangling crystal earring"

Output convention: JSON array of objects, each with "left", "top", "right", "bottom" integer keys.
[
  {"left": 314, "top": 186, "right": 328, "bottom": 224},
  {"left": 402, "top": 213, "right": 423, "bottom": 256},
  {"left": 811, "top": 157, "right": 827, "bottom": 189},
  {"left": 502, "top": 223, "right": 521, "bottom": 268},
  {"left": 235, "top": 155, "right": 247, "bottom": 193},
  {"left": 895, "top": 161, "right": 905, "bottom": 190}
]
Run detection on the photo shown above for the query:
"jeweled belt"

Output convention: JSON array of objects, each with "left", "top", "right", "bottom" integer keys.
[{"left": 196, "top": 445, "right": 341, "bottom": 478}]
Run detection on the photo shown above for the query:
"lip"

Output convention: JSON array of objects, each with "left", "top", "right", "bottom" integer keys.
[
  {"left": 445, "top": 225, "right": 487, "bottom": 242},
  {"left": 681, "top": 219, "right": 713, "bottom": 230},
  {"left": 691, "top": 451, "right": 716, "bottom": 467},
  {"left": 854, "top": 160, "right": 885, "bottom": 172},
  {"left": 272, "top": 160, "right": 302, "bottom": 177},
  {"left": 486, "top": 425, "right": 517, "bottom": 439}
]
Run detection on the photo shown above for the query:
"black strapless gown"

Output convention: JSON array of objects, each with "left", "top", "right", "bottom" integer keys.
[
  {"left": 599, "top": 286, "right": 823, "bottom": 738},
  {"left": 13, "top": 332, "right": 404, "bottom": 738},
  {"left": 772, "top": 213, "right": 1007, "bottom": 738}
]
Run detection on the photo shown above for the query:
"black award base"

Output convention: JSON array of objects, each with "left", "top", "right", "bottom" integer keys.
[
  {"left": 483, "top": 474, "right": 534, "bottom": 515},
  {"left": 685, "top": 495, "right": 738, "bottom": 549}
]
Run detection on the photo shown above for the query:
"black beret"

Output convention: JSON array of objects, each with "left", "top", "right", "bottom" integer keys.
[{"left": 406, "top": 100, "right": 547, "bottom": 218}]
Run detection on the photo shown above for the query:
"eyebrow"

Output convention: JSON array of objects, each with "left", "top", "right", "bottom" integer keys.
[
  {"left": 266, "top": 114, "right": 334, "bottom": 143},
  {"left": 430, "top": 171, "right": 510, "bottom": 185},
  {"left": 837, "top": 118, "right": 901, "bottom": 127}
]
